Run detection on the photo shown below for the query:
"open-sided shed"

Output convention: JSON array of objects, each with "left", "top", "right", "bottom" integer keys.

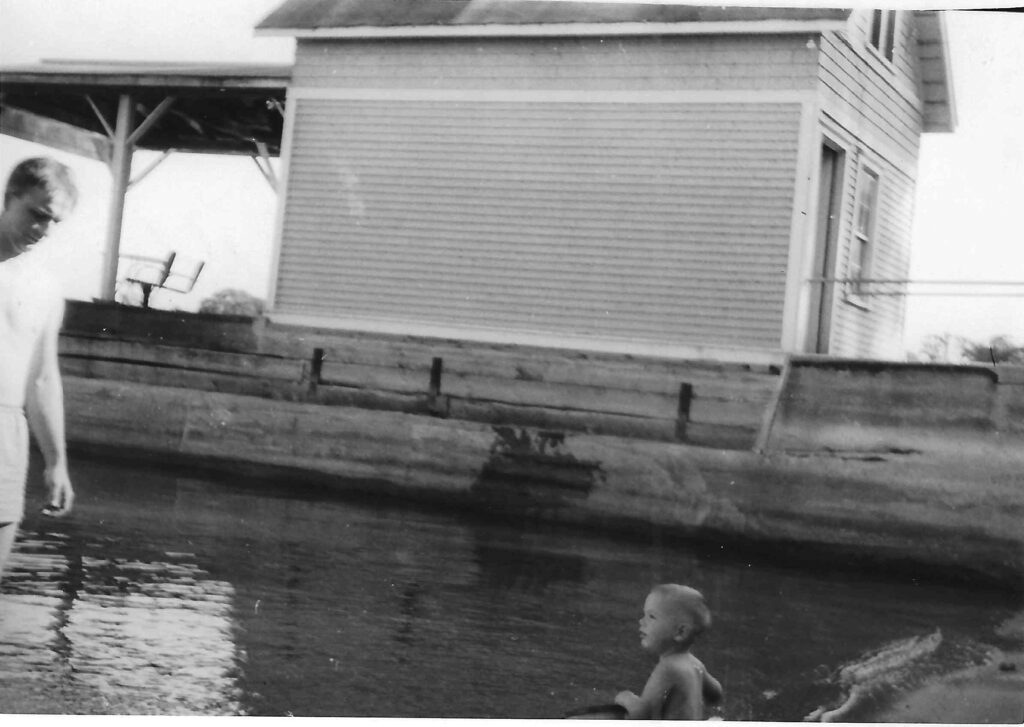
[{"left": 0, "top": 60, "right": 290, "bottom": 299}]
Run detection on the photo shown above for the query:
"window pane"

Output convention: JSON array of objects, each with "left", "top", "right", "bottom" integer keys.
[
  {"left": 855, "top": 172, "right": 878, "bottom": 237},
  {"left": 883, "top": 11, "right": 897, "bottom": 60},
  {"left": 852, "top": 171, "right": 879, "bottom": 285},
  {"left": 870, "top": 9, "right": 884, "bottom": 47}
]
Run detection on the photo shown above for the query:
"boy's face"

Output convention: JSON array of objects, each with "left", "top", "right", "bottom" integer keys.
[
  {"left": 638, "top": 591, "right": 690, "bottom": 655},
  {"left": 0, "top": 186, "right": 71, "bottom": 259}
]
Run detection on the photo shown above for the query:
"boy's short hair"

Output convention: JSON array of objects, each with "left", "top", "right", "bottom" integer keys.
[
  {"left": 4, "top": 157, "right": 78, "bottom": 210},
  {"left": 652, "top": 583, "right": 712, "bottom": 635}
]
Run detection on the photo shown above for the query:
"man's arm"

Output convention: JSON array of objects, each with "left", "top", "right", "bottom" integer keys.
[{"left": 24, "top": 296, "right": 74, "bottom": 515}]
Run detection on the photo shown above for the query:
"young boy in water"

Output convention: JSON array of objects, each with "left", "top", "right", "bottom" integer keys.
[{"left": 615, "top": 583, "right": 723, "bottom": 720}]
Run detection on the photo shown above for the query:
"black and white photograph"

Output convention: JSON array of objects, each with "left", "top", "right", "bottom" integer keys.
[{"left": 1, "top": 0, "right": 1022, "bottom": 722}]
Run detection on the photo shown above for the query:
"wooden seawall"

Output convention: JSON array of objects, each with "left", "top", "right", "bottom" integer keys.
[
  {"left": 57, "top": 302, "right": 1024, "bottom": 589},
  {"left": 60, "top": 301, "right": 781, "bottom": 450}
]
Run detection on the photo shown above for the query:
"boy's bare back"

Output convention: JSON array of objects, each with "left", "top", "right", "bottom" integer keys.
[{"left": 657, "top": 652, "right": 721, "bottom": 719}]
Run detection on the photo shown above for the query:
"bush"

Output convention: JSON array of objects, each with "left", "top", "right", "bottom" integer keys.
[{"left": 199, "top": 288, "right": 265, "bottom": 317}]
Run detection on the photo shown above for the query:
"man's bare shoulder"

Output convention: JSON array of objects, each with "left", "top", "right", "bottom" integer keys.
[
  {"left": 5, "top": 256, "right": 61, "bottom": 297},
  {"left": 1, "top": 256, "right": 64, "bottom": 329}
]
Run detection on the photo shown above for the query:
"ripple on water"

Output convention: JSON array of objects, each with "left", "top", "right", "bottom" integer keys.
[{"left": 0, "top": 528, "right": 245, "bottom": 715}]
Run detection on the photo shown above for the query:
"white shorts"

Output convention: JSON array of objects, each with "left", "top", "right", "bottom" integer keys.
[{"left": 0, "top": 407, "right": 29, "bottom": 524}]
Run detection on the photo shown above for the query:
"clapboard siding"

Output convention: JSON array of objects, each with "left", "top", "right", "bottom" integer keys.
[
  {"left": 818, "top": 34, "right": 923, "bottom": 164},
  {"left": 293, "top": 35, "right": 820, "bottom": 91},
  {"left": 830, "top": 153, "right": 915, "bottom": 359},
  {"left": 849, "top": 9, "right": 923, "bottom": 100},
  {"left": 812, "top": 10, "right": 924, "bottom": 359},
  {"left": 274, "top": 97, "right": 800, "bottom": 350}
]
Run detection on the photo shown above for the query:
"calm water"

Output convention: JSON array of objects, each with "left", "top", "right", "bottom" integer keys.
[{"left": 1, "top": 452, "right": 1020, "bottom": 718}]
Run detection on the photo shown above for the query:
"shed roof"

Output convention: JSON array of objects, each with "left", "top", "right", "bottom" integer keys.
[
  {"left": 256, "top": 0, "right": 850, "bottom": 36},
  {"left": 0, "top": 60, "right": 291, "bottom": 157}
]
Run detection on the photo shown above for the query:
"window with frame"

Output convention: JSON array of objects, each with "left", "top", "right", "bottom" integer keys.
[
  {"left": 869, "top": 10, "right": 898, "bottom": 62},
  {"left": 849, "top": 168, "right": 880, "bottom": 300}
]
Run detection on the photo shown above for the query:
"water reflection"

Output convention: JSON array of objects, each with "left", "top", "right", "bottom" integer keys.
[
  {"left": 1, "top": 452, "right": 1020, "bottom": 719},
  {"left": 0, "top": 526, "right": 242, "bottom": 715}
]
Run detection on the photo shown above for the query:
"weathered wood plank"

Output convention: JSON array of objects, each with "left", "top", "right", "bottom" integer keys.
[
  {"left": 60, "top": 335, "right": 307, "bottom": 380},
  {"left": 443, "top": 373, "right": 681, "bottom": 419},
  {"left": 447, "top": 398, "right": 678, "bottom": 442},
  {"left": 260, "top": 322, "right": 779, "bottom": 370},
  {"left": 60, "top": 358, "right": 308, "bottom": 401},
  {"left": 64, "top": 375, "right": 191, "bottom": 451},
  {"left": 1, "top": 106, "right": 113, "bottom": 163},
  {"left": 437, "top": 348, "right": 779, "bottom": 388},
  {"left": 683, "top": 422, "right": 758, "bottom": 450},
  {"left": 311, "top": 338, "right": 778, "bottom": 391},
  {"left": 62, "top": 300, "right": 260, "bottom": 353},
  {"left": 312, "top": 384, "right": 435, "bottom": 415},
  {"left": 318, "top": 361, "right": 429, "bottom": 393},
  {"left": 688, "top": 396, "right": 769, "bottom": 428}
]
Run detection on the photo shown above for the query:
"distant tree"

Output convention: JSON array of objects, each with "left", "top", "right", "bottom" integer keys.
[
  {"left": 918, "top": 333, "right": 964, "bottom": 363},
  {"left": 960, "top": 335, "right": 1024, "bottom": 365},
  {"left": 199, "top": 288, "right": 265, "bottom": 317}
]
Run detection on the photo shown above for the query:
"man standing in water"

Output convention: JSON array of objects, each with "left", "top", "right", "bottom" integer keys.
[{"left": 0, "top": 157, "right": 78, "bottom": 581}]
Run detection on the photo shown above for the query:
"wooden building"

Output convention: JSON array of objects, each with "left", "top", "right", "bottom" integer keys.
[{"left": 256, "top": 1, "right": 955, "bottom": 364}]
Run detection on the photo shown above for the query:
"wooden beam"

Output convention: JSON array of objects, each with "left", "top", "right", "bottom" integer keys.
[
  {"left": 127, "top": 96, "right": 176, "bottom": 146},
  {"left": 0, "top": 105, "right": 112, "bottom": 163},
  {"left": 84, "top": 94, "right": 116, "bottom": 138},
  {"left": 129, "top": 149, "right": 173, "bottom": 189},
  {"left": 252, "top": 140, "right": 278, "bottom": 191}
]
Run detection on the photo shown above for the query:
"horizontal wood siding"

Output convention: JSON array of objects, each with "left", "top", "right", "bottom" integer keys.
[
  {"left": 829, "top": 151, "right": 915, "bottom": 359},
  {"left": 275, "top": 97, "right": 801, "bottom": 351},
  {"left": 817, "top": 11, "right": 924, "bottom": 358},
  {"left": 818, "top": 32, "right": 923, "bottom": 164},
  {"left": 292, "top": 35, "right": 820, "bottom": 92}
]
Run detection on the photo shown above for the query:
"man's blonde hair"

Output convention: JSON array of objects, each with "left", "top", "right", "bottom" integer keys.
[{"left": 4, "top": 157, "right": 78, "bottom": 210}]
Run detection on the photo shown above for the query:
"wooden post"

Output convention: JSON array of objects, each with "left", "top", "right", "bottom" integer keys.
[
  {"left": 98, "top": 95, "right": 176, "bottom": 300},
  {"left": 428, "top": 356, "right": 449, "bottom": 417},
  {"left": 308, "top": 348, "right": 325, "bottom": 396},
  {"left": 99, "top": 93, "right": 134, "bottom": 300},
  {"left": 675, "top": 382, "right": 693, "bottom": 441}
]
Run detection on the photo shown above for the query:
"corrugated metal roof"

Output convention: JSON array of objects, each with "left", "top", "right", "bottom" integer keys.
[{"left": 256, "top": 0, "right": 849, "bottom": 31}]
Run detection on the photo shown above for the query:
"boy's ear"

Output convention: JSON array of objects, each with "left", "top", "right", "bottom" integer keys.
[{"left": 673, "top": 623, "right": 690, "bottom": 641}]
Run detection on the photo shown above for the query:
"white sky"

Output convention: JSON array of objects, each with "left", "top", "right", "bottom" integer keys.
[{"left": 0, "top": 0, "right": 1022, "bottom": 355}]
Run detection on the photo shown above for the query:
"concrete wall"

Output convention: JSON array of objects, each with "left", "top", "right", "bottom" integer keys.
[
  {"left": 56, "top": 304, "right": 1023, "bottom": 588},
  {"left": 63, "top": 376, "right": 1023, "bottom": 588},
  {"left": 760, "top": 357, "right": 1024, "bottom": 456}
]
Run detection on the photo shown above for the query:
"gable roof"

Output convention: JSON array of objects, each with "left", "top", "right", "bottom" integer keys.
[
  {"left": 253, "top": 1, "right": 954, "bottom": 133},
  {"left": 256, "top": 0, "right": 850, "bottom": 37}
]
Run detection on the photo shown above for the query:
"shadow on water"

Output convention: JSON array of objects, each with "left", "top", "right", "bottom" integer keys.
[{"left": 1, "top": 450, "right": 1021, "bottom": 718}]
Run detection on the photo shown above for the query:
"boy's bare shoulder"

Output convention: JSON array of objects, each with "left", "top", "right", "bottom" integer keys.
[{"left": 660, "top": 652, "right": 704, "bottom": 682}]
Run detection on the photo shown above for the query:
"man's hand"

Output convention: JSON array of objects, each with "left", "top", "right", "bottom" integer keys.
[{"left": 42, "top": 463, "right": 74, "bottom": 517}]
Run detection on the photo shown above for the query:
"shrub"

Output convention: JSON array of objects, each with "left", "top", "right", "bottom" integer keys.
[{"left": 199, "top": 288, "right": 265, "bottom": 317}]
